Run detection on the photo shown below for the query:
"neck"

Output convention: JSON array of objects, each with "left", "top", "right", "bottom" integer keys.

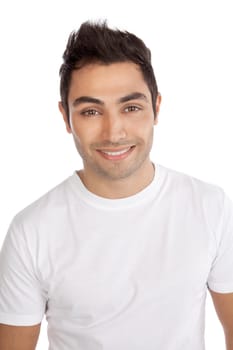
[{"left": 78, "top": 162, "right": 155, "bottom": 199}]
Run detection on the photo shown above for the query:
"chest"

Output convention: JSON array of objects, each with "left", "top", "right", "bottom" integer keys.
[{"left": 42, "top": 204, "right": 215, "bottom": 327}]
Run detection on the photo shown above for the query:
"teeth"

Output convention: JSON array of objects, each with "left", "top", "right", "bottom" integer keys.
[{"left": 101, "top": 147, "right": 131, "bottom": 156}]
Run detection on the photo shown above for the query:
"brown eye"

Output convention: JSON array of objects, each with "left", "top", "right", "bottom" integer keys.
[
  {"left": 81, "top": 109, "right": 100, "bottom": 117},
  {"left": 124, "top": 105, "right": 140, "bottom": 113}
]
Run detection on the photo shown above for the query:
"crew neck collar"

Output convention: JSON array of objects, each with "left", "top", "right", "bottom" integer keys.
[{"left": 69, "top": 163, "right": 164, "bottom": 210}]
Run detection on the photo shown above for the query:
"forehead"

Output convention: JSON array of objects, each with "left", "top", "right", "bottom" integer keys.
[{"left": 68, "top": 62, "right": 151, "bottom": 102}]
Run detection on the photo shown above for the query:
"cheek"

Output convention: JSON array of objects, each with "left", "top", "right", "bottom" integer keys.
[
  {"left": 130, "top": 117, "right": 154, "bottom": 138},
  {"left": 71, "top": 120, "right": 101, "bottom": 146}
]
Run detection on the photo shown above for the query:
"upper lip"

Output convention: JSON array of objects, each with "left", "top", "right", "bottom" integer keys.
[{"left": 97, "top": 146, "right": 134, "bottom": 152}]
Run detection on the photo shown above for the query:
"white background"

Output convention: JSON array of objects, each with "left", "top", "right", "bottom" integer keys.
[{"left": 0, "top": 0, "right": 232, "bottom": 348}]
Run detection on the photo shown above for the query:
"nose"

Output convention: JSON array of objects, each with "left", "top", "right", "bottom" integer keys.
[{"left": 101, "top": 113, "right": 127, "bottom": 143}]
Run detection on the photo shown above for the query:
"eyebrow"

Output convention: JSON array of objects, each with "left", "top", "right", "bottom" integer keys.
[
  {"left": 118, "top": 92, "right": 149, "bottom": 104},
  {"left": 72, "top": 92, "right": 149, "bottom": 107}
]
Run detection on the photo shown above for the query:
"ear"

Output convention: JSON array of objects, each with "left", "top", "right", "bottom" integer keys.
[
  {"left": 154, "top": 93, "right": 162, "bottom": 125},
  {"left": 58, "top": 101, "right": 72, "bottom": 134}
]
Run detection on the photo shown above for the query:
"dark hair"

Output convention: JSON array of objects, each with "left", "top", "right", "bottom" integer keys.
[{"left": 59, "top": 20, "right": 158, "bottom": 124}]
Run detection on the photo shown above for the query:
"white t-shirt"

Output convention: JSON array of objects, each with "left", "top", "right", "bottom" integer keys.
[{"left": 1, "top": 164, "right": 233, "bottom": 349}]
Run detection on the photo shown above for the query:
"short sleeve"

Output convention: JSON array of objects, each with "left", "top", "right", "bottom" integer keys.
[
  {"left": 207, "top": 193, "right": 233, "bottom": 293},
  {"left": 0, "top": 217, "right": 47, "bottom": 326}
]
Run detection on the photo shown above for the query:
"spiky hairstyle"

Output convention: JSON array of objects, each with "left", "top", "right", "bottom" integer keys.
[{"left": 59, "top": 20, "right": 158, "bottom": 123}]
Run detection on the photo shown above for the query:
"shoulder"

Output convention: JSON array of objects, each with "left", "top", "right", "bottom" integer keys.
[
  {"left": 11, "top": 174, "right": 74, "bottom": 230},
  {"left": 158, "top": 164, "right": 226, "bottom": 213},
  {"left": 159, "top": 164, "right": 224, "bottom": 197}
]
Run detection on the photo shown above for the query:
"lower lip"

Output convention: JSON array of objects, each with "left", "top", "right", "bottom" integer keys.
[{"left": 97, "top": 146, "right": 135, "bottom": 161}]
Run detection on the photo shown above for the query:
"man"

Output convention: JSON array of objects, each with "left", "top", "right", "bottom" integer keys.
[{"left": 0, "top": 20, "right": 233, "bottom": 350}]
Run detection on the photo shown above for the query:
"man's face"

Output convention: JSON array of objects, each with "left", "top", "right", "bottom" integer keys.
[{"left": 60, "top": 61, "right": 161, "bottom": 183}]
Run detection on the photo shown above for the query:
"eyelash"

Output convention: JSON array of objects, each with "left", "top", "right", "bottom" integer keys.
[
  {"left": 81, "top": 109, "right": 100, "bottom": 117},
  {"left": 80, "top": 105, "right": 141, "bottom": 117},
  {"left": 124, "top": 105, "right": 140, "bottom": 112}
]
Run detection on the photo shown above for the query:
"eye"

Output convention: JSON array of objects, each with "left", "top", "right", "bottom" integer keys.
[
  {"left": 80, "top": 109, "right": 100, "bottom": 117},
  {"left": 124, "top": 105, "right": 141, "bottom": 113}
]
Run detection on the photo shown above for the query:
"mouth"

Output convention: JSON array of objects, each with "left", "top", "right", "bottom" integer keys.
[{"left": 96, "top": 146, "right": 135, "bottom": 160}]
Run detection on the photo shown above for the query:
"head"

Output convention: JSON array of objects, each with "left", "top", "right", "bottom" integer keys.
[
  {"left": 59, "top": 20, "right": 159, "bottom": 127},
  {"left": 58, "top": 21, "right": 161, "bottom": 196}
]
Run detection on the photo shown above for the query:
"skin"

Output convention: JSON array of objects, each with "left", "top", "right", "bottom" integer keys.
[
  {"left": 0, "top": 324, "right": 41, "bottom": 350},
  {"left": 59, "top": 60, "right": 233, "bottom": 346},
  {"left": 59, "top": 61, "right": 161, "bottom": 199},
  {"left": 209, "top": 290, "right": 233, "bottom": 349},
  {"left": 1, "top": 61, "right": 232, "bottom": 349}
]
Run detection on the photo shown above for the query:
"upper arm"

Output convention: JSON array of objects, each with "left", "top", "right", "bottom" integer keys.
[
  {"left": 0, "top": 220, "right": 46, "bottom": 327},
  {"left": 0, "top": 323, "right": 41, "bottom": 350},
  {"left": 209, "top": 289, "right": 233, "bottom": 335}
]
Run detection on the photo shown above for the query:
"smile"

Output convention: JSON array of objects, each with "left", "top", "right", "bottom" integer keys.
[
  {"left": 97, "top": 146, "right": 135, "bottom": 160},
  {"left": 101, "top": 147, "right": 131, "bottom": 156}
]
